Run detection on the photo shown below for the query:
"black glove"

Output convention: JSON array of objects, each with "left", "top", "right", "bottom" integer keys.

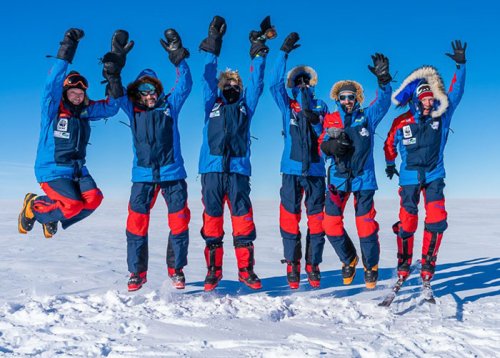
[
  {"left": 368, "top": 53, "right": 392, "bottom": 86},
  {"left": 249, "top": 16, "right": 275, "bottom": 58},
  {"left": 281, "top": 32, "right": 300, "bottom": 54},
  {"left": 385, "top": 164, "right": 399, "bottom": 180},
  {"left": 303, "top": 109, "right": 320, "bottom": 125},
  {"left": 160, "top": 28, "right": 190, "bottom": 66},
  {"left": 102, "top": 30, "right": 134, "bottom": 98},
  {"left": 199, "top": 16, "right": 226, "bottom": 56},
  {"left": 320, "top": 134, "right": 352, "bottom": 157},
  {"left": 445, "top": 40, "right": 467, "bottom": 65},
  {"left": 57, "top": 28, "right": 84, "bottom": 63}
]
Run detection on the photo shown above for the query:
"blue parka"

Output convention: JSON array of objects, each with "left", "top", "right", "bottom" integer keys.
[
  {"left": 35, "top": 59, "right": 120, "bottom": 183},
  {"left": 323, "top": 83, "right": 392, "bottom": 192},
  {"left": 198, "top": 52, "right": 266, "bottom": 176},
  {"left": 118, "top": 60, "right": 192, "bottom": 183},
  {"left": 269, "top": 51, "right": 328, "bottom": 177},
  {"left": 384, "top": 65, "right": 466, "bottom": 186}
]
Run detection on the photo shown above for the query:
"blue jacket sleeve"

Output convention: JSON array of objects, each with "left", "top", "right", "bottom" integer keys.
[
  {"left": 445, "top": 64, "right": 466, "bottom": 121},
  {"left": 167, "top": 59, "right": 193, "bottom": 117},
  {"left": 269, "top": 51, "right": 291, "bottom": 134},
  {"left": 244, "top": 54, "right": 266, "bottom": 118},
  {"left": 83, "top": 97, "right": 121, "bottom": 121},
  {"left": 41, "top": 59, "right": 68, "bottom": 128},
  {"left": 203, "top": 52, "right": 218, "bottom": 119},
  {"left": 364, "top": 83, "right": 392, "bottom": 131}
]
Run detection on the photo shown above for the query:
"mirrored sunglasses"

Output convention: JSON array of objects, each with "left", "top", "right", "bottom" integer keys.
[{"left": 339, "top": 94, "right": 356, "bottom": 101}]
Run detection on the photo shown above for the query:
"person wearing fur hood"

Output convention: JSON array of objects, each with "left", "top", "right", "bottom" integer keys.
[
  {"left": 269, "top": 32, "right": 329, "bottom": 289},
  {"left": 101, "top": 29, "right": 193, "bottom": 292},
  {"left": 384, "top": 40, "right": 467, "bottom": 284},
  {"left": 198, "top": 16, "right": 275, "bottom": 292},
  {"left": 320, "top": 53, "right": 393, "bottom": 289}
]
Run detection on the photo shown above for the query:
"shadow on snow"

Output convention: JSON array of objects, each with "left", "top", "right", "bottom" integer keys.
[{"left": 185, "top": 257, "right": 500, "bottom": 319}]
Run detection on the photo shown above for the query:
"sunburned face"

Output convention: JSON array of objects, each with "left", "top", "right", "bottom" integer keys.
[
  {"left": 66, "top": 88, "right": 85, "bottom": 106},
  {"left": 420, "top": 97, "right": 435, "bottom": 116}
]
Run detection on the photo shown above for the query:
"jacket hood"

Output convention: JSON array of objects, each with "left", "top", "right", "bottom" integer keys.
[
  {"left": 127, "top": 69, "right": 164, "bottom": 103},
  {"left": 330, "top": 80, "right": 364, "bottom": 104},
  {"left": 287, "top": 65, "right": 318, "bottom": 88},
  {"left": 392, "top": 65, "right": 448, "bottom": 118}
]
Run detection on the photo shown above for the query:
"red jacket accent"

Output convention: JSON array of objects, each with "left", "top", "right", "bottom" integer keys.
[{"left": 384, "top": 110, "right": 415, "bottom": 162}]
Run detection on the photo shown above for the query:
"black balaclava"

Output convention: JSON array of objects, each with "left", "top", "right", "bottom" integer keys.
[{"left": 223, "top": 85, "right": 241, "bottom": 104}]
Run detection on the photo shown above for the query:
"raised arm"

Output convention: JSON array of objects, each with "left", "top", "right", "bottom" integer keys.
[
  {"left": 269, "top": 32, "right": 301, "bottom": 132},
  {"left": 202, "top": 52, "right": 218, "bottom": 117},
  {"left": 269, "top": 50, "right": 289, "bottom": 114},
  {"left": 160, "top": 28, "right": 192, "bottom": 115},
  {"left": 364, "top": 53, "right": 393, "bottom": 129},
  {"left": 199, "top": 16, "right": 226, "bottom": 118},
  {"left": 42, "top": 29, "right": 84, "bottom": 125},
  {"left": 445, "top": 40, "right": 467, "bottom": 115},
  {"left": 245, "top": 55, "right": 266, "bottom": 117},
  {"left": 245, "top": 16, "right": 276, "bottom": 116}
]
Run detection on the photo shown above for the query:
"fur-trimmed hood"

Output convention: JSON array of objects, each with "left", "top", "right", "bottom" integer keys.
[
  {"left": 127, "top": 69, "right": 164, "bottom": 104},
  {"left": 286, "top": 65, "right": 318, "bottom": 88},
  {"left": 218, "top": 69, "right": 243, "bottom": 90},
  {"left": 330, "top": 80, "right": 364, "bottom": 104},
  {"left": 392, "top": 65, "right": 448, "bottom": 118}
]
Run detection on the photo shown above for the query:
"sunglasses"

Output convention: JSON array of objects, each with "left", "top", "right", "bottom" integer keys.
[
  {"left": 223, "top": 85, "right": 241, "bottom": 92},
  {"left": 64, "top": 74, "right": 88, "bottom": 90},
  {"left": 339, "top": 94, "right": 356, "bottom": 101},
  {"left": 139, "top": 89, "right": 157, "bottom": 96}
]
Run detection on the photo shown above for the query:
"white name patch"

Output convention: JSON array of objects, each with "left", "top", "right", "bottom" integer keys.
[
  {"left": 403, "top": 138, "right": 416, "bottom": 145},
  {"left": 54, "top": 131, "right": 70, "bottom": 139},
  {"left": 209, "top": 110, "right": 220, "bottom": 118}
]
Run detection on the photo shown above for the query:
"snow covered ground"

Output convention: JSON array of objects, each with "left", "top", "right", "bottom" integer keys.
[{"left": 0, "top": 198, "right": 499, "bottom": 357}]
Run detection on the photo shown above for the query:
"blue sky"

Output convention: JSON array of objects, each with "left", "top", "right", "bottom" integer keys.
[{"left": 1, "top": 0, "right": 498, "bottom": 200}]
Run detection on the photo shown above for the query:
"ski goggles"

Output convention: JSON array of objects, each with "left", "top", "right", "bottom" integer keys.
[
  {"left": 63, "top": 73, "right": 88, "bottom": 90},
  {"left": 139, "top": 89, "right": 157, "bottom": 96},
  {"left": 339, "top": 94, "right": 356, "bottom": 101},
  {"left": 138, "top": 82, "right": 157, "bottom": 96}
]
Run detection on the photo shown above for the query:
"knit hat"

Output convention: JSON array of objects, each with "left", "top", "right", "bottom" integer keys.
[
  {"left": 338, "top": 83, "right": 357, "bottom": 94},
  {"left": 416, "top": 82, "right": 434, "bottom": 100}
]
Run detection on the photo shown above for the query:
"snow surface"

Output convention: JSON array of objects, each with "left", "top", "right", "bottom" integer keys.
[{"left": 1, "top": 198, "right": 499, "bottom": 357}]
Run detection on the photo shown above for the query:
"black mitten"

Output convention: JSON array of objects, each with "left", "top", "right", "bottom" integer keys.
[{"left": 57, "top": 28, "right": 84, "bottom": 63}]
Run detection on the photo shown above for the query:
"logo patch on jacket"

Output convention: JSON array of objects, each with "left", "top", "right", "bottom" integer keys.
[
  {"left": 57, "top": 118, "right": 68, "bottom": 132},
  {"left": 54, "top": 131, "right": 70, "bottom": 139},
  {"left": 403, "top": 125, "right": 412, "bottom": 138},
  {"left": 403, "top": 138, "right": 416, "bottom": 145},
  {"left": 209, "top": 110, "right": 220, "bottom": 118},
  {"left": 431, "top": 121, "right": 440, "bottom": 130},
  {"left": 240, "top": 105, "right": 247, "bottom": 115},
  {"left": 359, "top": 128, "right": 369, "bottom": 137},
  {"left": 163, "top": 107, "right": 171, "bottom": 117}
]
